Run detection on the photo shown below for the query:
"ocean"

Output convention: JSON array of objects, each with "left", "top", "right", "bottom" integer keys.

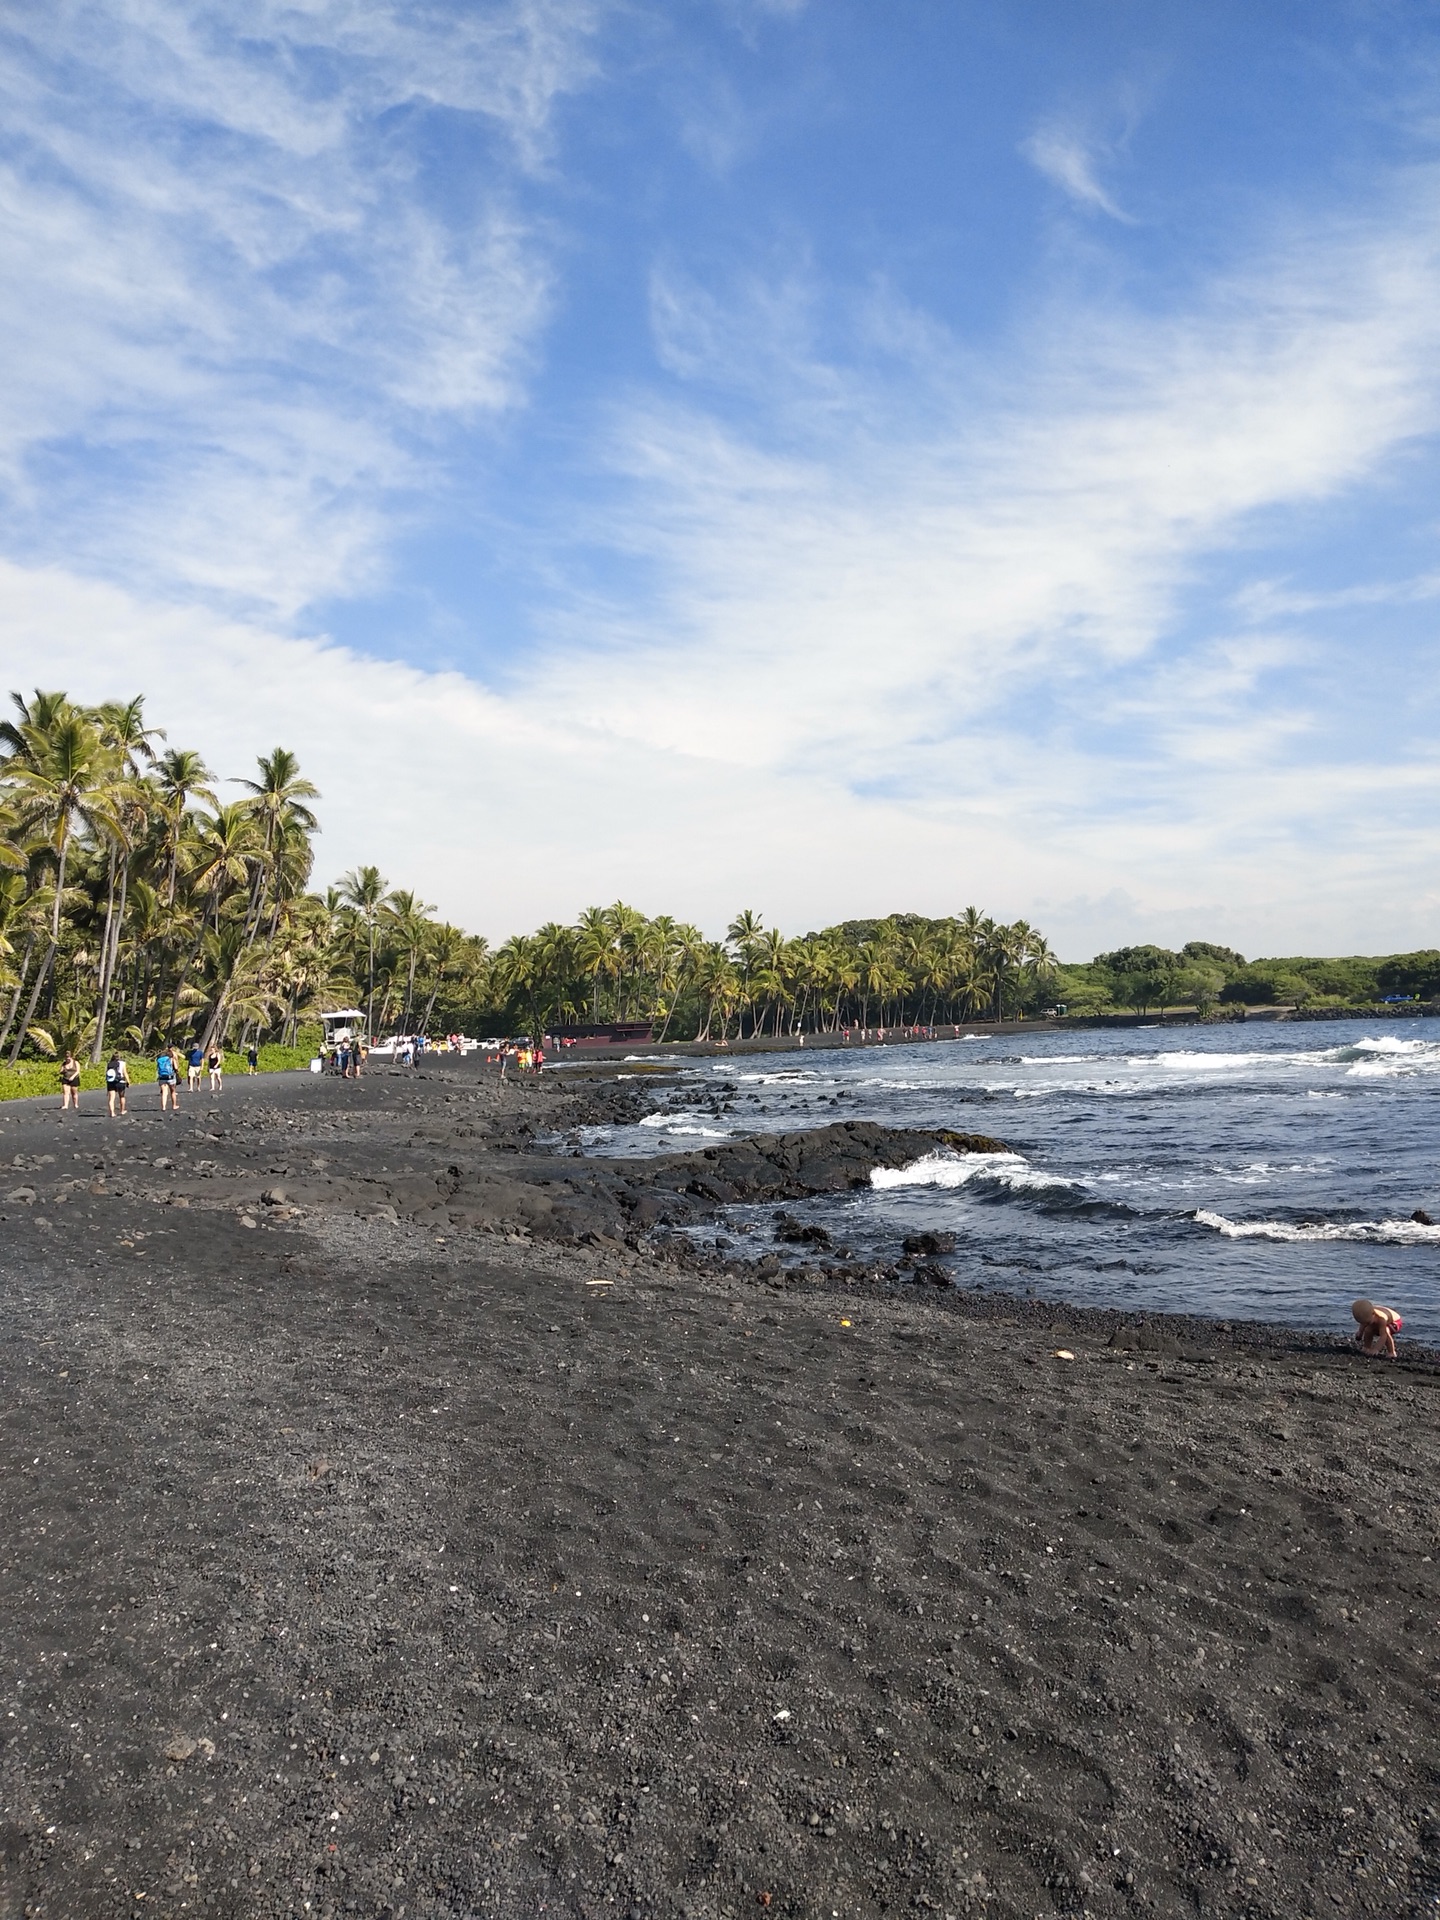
[{"left": 577, "top": 1017, "right": 1440, "bottom": 1344}]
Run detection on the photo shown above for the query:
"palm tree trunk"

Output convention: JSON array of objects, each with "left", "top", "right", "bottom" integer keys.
[
  {"left": 9, "top": 937, "right": 57, "bottom": 1062},
  {"left": 9, "top": 832, "right": 69, "bottom": 1063},
  {"left": 0, "top": 933, "right": 36, "bottom": 1055},
  {"left": 420, "top": 971, "right": 445, "bottom": 1037},
  {"left": 90, "top": 845, "right": 118, "bottom": 1064},
  {"left": 366, "top": 922, "right": 376, "bottom": 1041},
  {"left": 91, "top": 852, "right": 128, "bottom": 1062}
]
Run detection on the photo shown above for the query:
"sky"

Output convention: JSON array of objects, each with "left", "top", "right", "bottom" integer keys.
[{"left": 3, "top": 0, "right": 1440, "bottom": 960}]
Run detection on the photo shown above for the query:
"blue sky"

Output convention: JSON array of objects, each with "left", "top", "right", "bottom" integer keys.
[{"left": 3, "top": 1, "right": 1440, "bottom": 956}]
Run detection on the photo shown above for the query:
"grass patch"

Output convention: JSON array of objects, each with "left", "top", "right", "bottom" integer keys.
[{"left": 0, "top": 1026, "right": 323, "bottom": 1105}]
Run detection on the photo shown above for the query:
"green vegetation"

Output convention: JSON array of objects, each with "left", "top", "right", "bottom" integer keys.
[
  {"left": 0, "top": 690, "right": 1058, "bottom": 1085},
  {"left": 0, "top": 690, "right": 1432, "bottom": 1109},
  {"left": 0, "top": 1028, "right": 322, "bottom": 1105},
  {"left": 1056, "top": 945, "right": 1440, "bottom": 1015},
  {"left": 484, "top": 907, "right": 1058, "bottom": 1040},
  {"left": 0, "top": 687, "right": 487, "bottom": 1082}
]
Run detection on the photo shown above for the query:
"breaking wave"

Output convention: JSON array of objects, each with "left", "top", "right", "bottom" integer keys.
[
  {"left": 872, "top": 1149, "right": 1136, "bottom": 1217},
  {"left": 639, "top": 1111, "right": 731, "bottom": 1138},
  {"left": 1194, "top": 1209, "right": 1440, "bottom": 1246}
]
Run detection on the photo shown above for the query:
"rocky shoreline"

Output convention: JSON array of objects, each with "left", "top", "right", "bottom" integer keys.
[{"left": 1, "top": 1057, "right": 1436, "bottom": 1919}]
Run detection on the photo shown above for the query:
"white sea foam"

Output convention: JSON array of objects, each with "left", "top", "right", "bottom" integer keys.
[
  {"left": 871, "top": 1149, "right": 1076, "bottom": 1195},
  {"left": 1333, "top": 1035, "right": 1440, "bottom": 1077},
  {"left": 1194, "top": 1209, "right": 1440, "bottom": 1245},
  {"left": 639, "top": 1111, "right": 730, "bottom": 1138}
]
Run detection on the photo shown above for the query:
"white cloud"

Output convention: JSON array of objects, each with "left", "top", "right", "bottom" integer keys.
[
  {"left": 1021, "top": 122, "right": 1133, "bottom": 221},
  {"left": 5, "top": 11, "right": 1440, "bottom": 955},
  {"left": 0, "top": 0, "right": 597, "bottom": 614},
  {"left": 544, "top": 196, "right": 1440, "bottom": 798}
]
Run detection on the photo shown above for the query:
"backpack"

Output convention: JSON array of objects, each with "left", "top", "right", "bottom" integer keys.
[{"left": 105, "top": 1063, "right": 121, "bottom": 1088}]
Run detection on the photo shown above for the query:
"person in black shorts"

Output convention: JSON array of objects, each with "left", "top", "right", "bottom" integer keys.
[{"left": 105, "top": 1052, "right": 129, "bottom": 1117}]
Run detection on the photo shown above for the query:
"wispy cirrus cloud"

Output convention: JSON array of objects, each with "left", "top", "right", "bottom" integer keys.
[
  {"left": 0, "top": 0, "right": 601, "bottom": 615},
  {"left": 564, "top": 193, "right": 1440, "bottom": 774},
  {"left": 1021, "top": 121, "right": 1133, "bottom": 221},
  {"left": 500, "top": 181, "right": 1440, "bottom": 948}
]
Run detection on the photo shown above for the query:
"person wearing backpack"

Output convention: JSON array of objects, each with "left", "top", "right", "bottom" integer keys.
[
  {"left": 155, "top": 1042, "right": 181, "bottom": 1112},
  {"left": 105, "top": 1052, "right": 129, "bottom": 1117}
]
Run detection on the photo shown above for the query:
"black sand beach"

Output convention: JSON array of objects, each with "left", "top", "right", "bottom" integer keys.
[{"left": 1, "top": 1058, "right": 1437, "bottom": 1919}]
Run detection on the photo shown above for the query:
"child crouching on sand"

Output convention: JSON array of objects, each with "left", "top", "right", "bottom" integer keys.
[{"left": 1351, "top": 1299, "right": 1402, "bottom": 1359}]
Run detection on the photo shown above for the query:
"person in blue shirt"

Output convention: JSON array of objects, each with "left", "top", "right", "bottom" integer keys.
[{"left": 156, "top": 1042, "right": 181, "bottom": 1112}]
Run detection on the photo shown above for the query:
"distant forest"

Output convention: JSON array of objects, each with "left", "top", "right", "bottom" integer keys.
[{"left": 1052, "top": 942, "right": 1440, "bottom": 1017}]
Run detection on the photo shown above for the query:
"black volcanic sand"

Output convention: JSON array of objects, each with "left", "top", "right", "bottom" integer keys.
[{"left": 1, "top": 1061, "right": 1438, "bottom": 1920}]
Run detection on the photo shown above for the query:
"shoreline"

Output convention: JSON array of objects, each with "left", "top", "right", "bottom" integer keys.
[
  {"left": 0, "top": 1051, "right": 1434, "bottom": 1363},
  {"left": 1, "top": 1060, "right": 1436, "bottom": 1916},
  {"left": 542, "top": 1002, "right": 1440, "bottom": 1063}
]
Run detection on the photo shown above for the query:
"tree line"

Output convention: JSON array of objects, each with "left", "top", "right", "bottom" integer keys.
[
  {"left": 0, "top": 690, "right": 1061, "bottom": 1059},
  {"left": 0, "top": 691, "right": 486, "bottom": 1065},
  {"left": 1055, "top": 942, "right": 1440, "bottom": 1015},
  {"left": 2, "top": 689, "right": 1429, "bottom": 1065},
  {"left": 488, "top": 907, "right": 1059, "bottom": 1041}
]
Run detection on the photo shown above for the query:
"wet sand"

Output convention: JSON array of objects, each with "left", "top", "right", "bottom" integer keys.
[{"left": 1, "top": 1058, "right": 1437, "bottom": 1919}]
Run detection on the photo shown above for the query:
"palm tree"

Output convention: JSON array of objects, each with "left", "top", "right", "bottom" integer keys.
[
  {"left": 96, "top": 696, "right": 165, "bottom": 773},
  {"left": 574, "top": 906, "right": 615, "bottom": 1021},
  {"left": 339, "top": 865, "right": 391, "bottom": 1042},
  {"left": 418, "top": 922, "right": 468, "bottom": 1036},
  {"left": 383, "top": 888, "right": 437, "bottom": 1032},
  {"left": 172, "top": 803, "right": 259, "bottom": 1040},
  {"left": 5, "top": 706, "right": 112, "bottom": 1061},
  {"left": 88, "top": 777, "right": 154, "bottom": 1062},
  {"left": 239, "top": 748, "right": 319, "bottom": 941},
  {"left": 153, "top": 749, "right": 216, "bottom": 905}
]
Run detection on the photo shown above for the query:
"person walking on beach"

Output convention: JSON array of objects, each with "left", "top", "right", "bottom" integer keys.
[
  {"left": 187, "top": 1042, "right": 203, "bottom": 1092},
  {"left": 155, "top": 1042, "right": 181, "bottom": 1112},
  {"left": 1351, "top": 1299, "right": 1402, "bottom": 1358},
  {"left": 60, "top": 1050, "right": 81, "bottom": 1111},
  {"left": 207, "top": 1044, "right": 223, "bottom": 1092},
  {"left": 105, "top": 1052, "right": 129, "bottom": 1117},
  {"left": 246, "top": 1041, "right": 259, "bottom": 1075}
]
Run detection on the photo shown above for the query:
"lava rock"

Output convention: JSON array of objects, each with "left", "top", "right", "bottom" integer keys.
[{"left": 902, "top": 1230, "right": 956, "bottom": 1256}]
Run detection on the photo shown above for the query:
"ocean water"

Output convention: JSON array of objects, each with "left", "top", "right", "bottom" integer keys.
[{"left": 578, "top": 1019, "right": 1440, "bottom": 1344}]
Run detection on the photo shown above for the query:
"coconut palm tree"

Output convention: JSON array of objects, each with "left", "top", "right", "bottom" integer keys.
[
  {"left": 339, "top": 865, "right": 391, "bottom": 1042},
  {"left": 153, "top": 749, "right": 216, "bottom": 905},
  {"left": 238, "top": 748, "right": 319, "bottom": 941},
  {"left": 383, "top": 889, "right": 438, "bottom": 1032},
  {"left": 5, "top": 705, "right": 113, "bottom": 1061}
]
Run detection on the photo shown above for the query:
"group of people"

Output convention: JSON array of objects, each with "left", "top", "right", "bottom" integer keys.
[
  {"left": 321, "top": 1041, "right": 366, "bottom": 1077},
  {"left": 492, "top": 1041, "right": 544, "bottom": 1078},
  {"left": 59, "top": 1039, "right": 258, "bottom": 1116}
]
